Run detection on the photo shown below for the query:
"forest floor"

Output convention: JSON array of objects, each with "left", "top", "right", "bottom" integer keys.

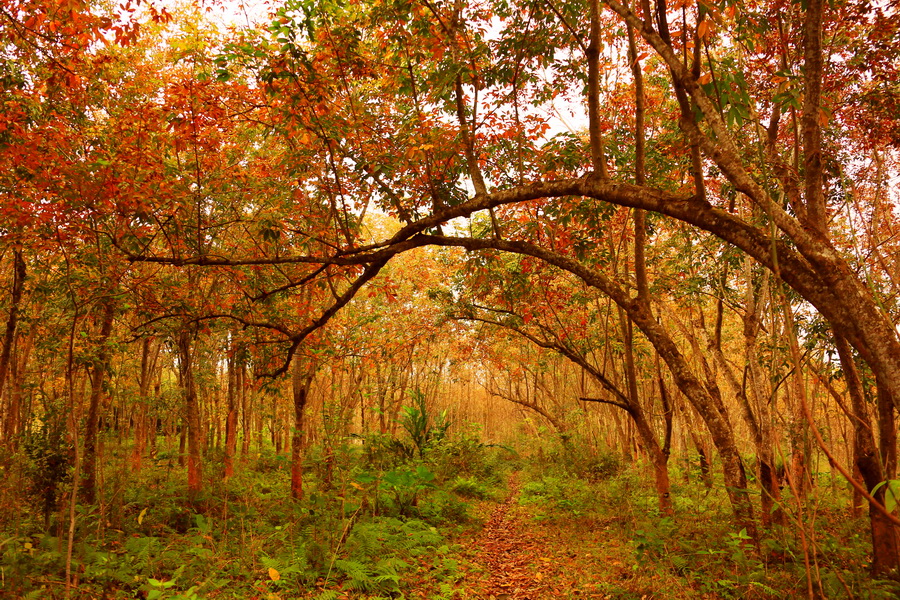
[
  {"left": 462, "top": 472, "right": 628, "bottom": 600},
  {"left": 454, "top": 471, "right": 695, "bottom": 600},
  {"left": 3, "top": 441, "right": 897, "bottom": 599}
]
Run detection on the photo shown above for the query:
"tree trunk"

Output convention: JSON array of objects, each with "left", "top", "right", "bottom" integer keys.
[
  {"left": 836, "top": 334, "right": 900, "bottom": 575},
  {"left": 721, "top": 263, "right": 784, "bottom": 527},
  {"left": 131, "top": 337, "right": 157, "bottom": 473},
  {"left": 5, "top": 329, "right": 33, "bottom": 447},
  {"left": 81, "top": 300, "right": 116, "bottom": 505},
  {"left": 291, "top": 356, "right": 315, "bottom": 500},
  {"left": 877, "top": 375, "right": 897, "bottom": 480},
  {"left": 240, "top": 362, "right": 251, "bottom": 457},
  {"left": 224, "top": 348, "right": 238, "bottom": 479},
  {"left": 0, "top": 248, "right": 25, "bottom": 445},
  {"left": 177, "top": 330, "right": 202, "bottom": 496}
]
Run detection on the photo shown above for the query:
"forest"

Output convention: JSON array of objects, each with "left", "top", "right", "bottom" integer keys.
[{"left": 0, "top": 0, "right": 898, "bottom": 597}]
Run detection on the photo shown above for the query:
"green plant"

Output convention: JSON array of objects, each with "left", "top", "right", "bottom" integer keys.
[
  {"left": 22, "top": 421, "right": 72, "bottom": 529},
  {"left": 145, "top": 566, "right": 201, "bottom": 600},
  {"left": 519, "top": 475, "right": 598, "bottom": 518},
  {"left": 449, "top": 475, "right": 491, "bottom": 499},
  {"left": 398, "top": 389, "right": 450, "bottom": 458},
  {"left": 377, "top": 465, "right": 437, "bottom": 517},
  {"left": 633, "top": 517, "right": 677, "bottom": 564},
  {"left": 418, "top": 489, "right": 471, "bottom": 524}
]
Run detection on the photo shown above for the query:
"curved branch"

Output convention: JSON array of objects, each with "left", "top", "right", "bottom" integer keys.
[
  {"left": 264, "top": 258, "right": 390, "bottom": 378},
  {"left": 579, "top": 396, "right": 634, "bottom": 413}
]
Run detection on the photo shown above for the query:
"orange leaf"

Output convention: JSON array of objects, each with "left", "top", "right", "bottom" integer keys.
[{"left": 697, "top": 20, "right": 710, "bottom": 39}]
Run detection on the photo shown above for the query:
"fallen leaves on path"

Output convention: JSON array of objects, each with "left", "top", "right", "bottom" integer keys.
[
  {"left": 463, "top": 473, "right": 645, "bottom": 600},
  {"left": 467, "top": 473, "right": 580, "bottom": 599},
  {"left": 475, "top": 474, "right": 547, "bottom": 599}
]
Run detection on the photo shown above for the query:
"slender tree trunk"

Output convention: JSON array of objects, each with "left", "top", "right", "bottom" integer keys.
[
  {"left": 291, "top": 356, "right": 315, "bottom": 500},
  {"left": 5, "top": 329, "right": 33, "bottom": 447},
  {"left": 255, "top": 381, "right": 265, "bottom": 455},
  {"left": 877, "top": 376, "right": 897, "bottom": 480},
  {"left": 224, "top": 350, "right": 238, "bottom": 479},
  {"left": 1, "top": 248, "right": 25, "bottom": 445},
  {"left": 609, "top": 318, "right": 673, "bottom": 516},
  {"left": 719, "top": 263, "right": 784, "bottom": 527},
  {"left": 131, "top": 338, "right": 157, "bottom": 473},
  {"left": 632, "top": 407, "right": 672, "bottom": 516},
  {"left": 177, "top": 330, "right": 202, "bottom": 496},
  {"left": 81, "top": 300, "right": 115, "bottom": 505},
  {"left": 240, "top": 362, "right": 251, "bottom": 457},
  {"left": 178, "top": 424, "right": 186, "bottom": 467}
]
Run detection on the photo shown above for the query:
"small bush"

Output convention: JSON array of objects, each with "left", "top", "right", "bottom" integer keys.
[
  {"left": 449, "top": 475, "right": 492, "bottom": 500},
  {"left": 579, "top": 452, "right": 624, "bottom": 481},
  {"left": 519, "top": 475, "right": 599, "bottom": 517},
  {"left": 418, "top": 489, "right": 471, "bottom": 524},
  {"left": 22, "top": 422, "right": 73, "bottom": 529}
]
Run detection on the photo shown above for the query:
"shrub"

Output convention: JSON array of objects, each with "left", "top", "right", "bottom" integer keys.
[{"left": 22, "top": 421, "right": 73, "bottom": 529}]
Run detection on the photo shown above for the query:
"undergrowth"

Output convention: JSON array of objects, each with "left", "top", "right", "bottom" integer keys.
[
  {"left": 516, "top": 441, "right": 900, "bottom": 600},
  {"left": 0, "top": 418, "right": 507, "bottom": 599},
  {"left": 4, "top": 421, "right": 895, "bottom": 600}
]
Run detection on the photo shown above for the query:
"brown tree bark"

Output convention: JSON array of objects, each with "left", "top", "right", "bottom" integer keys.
[
  {"left": 291, "top": 355, "right": 315, "bottom": 500},
  {"left": 877, "top": 375, "right": 897, "bottom": 480},
  {"left": 224, "top": 344, "right": 238, "bottom": 479},
  {"left": 177, "top": 329, "right": 202, "bottom": 496},
  {"left": 240, "top": 361, "right": 251, "bottom": 458},
  {"left": 5, "top": 329, "right": 33, "bottom": 446},
  {"left": 131, "top": 337, "right": 158, "bottom": 473},
  {"left": 620, "top": 307, "right": 674, "bottom": 517},
  {"left": 0, "top": 248, "right": 25, "bottom": 445},
  {"left": 706, "top": 261, "right": 784, "bottom": 527},
  {"left": 81, "top": 300, "right": 116, "bottom": 505},
  {"left": 835, "top": 334, "right": 900, "bottom": 575}
]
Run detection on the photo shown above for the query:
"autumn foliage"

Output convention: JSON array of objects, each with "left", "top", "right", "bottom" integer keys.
[{"left": 0, "top": 0, "right": 899, "bottom": 596}]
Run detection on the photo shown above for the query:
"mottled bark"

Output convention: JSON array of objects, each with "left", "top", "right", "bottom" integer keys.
[
  {"left": 877, "top": 375, "right": 897, "bottom": 480},
  {"left": 586, "top": 0, "right": 608, "bottom": 178}
]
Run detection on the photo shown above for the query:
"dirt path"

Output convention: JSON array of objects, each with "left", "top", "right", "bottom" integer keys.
[
  {"left": 469, "top": 473, "right": 556, "bottom": 600},
  {"left": 462, "top": 473, "right": 639, "bottom": 600}
]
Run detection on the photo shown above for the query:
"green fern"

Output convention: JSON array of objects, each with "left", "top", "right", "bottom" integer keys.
[{"left": 334, "top": 558, "right": 377, "bottom": 591}]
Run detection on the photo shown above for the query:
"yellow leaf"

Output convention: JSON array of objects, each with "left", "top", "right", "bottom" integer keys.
[
  {"left": 138, "top": 507, "right": 148, "bottom": 525},
  {"left": 23, "top": 542, "right": 32, "bottom": 550},
  {"left": 268, "top": 567, "right": 280, "bottom": 581}
]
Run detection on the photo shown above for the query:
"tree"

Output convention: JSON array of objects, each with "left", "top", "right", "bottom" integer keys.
[{"left": 9, "top": 0, "right": 897, "bottom": 575}]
